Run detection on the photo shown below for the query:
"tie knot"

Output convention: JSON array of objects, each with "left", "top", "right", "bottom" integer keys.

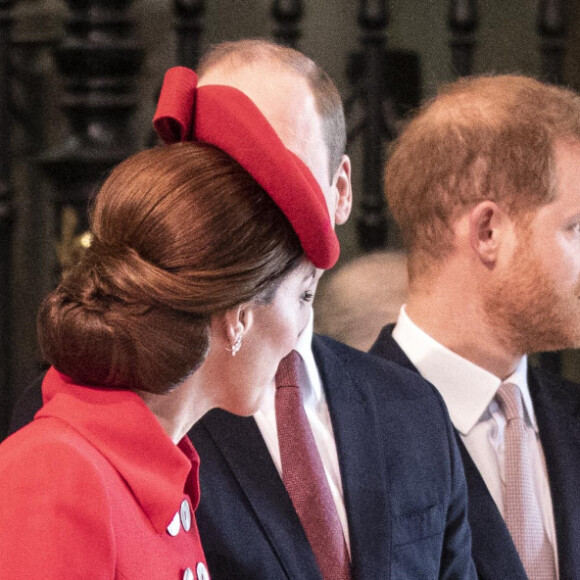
[
  {"left": 275, "top": 350, "right": 308, "bottom": 390},
  {"left": 495, "top": 382, "right": 524, "bottom": 422}
]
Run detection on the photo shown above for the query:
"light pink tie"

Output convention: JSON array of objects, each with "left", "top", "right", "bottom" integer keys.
[
  {"left": 496, "top": 382, "right": 556, "bottom": 580},
  {"left": 275, "top": 351, "right": 351, "bottom": 580}
]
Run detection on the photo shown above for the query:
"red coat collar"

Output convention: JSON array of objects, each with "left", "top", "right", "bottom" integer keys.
[{"left": 37, "top": 367, "right": 200, "bottom": 534}]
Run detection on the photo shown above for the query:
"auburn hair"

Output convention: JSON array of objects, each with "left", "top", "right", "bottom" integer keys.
[
  {"left": 38, "top": 143, "right": 303, "bottom": 394},
  {"left": 385, "top": 74, "right": 580, "bottom": 280}
]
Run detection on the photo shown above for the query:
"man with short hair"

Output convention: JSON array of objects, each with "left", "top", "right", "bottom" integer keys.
[
  {"left": 193, "top": 40, "right": 476, "bottom": 580},
  {"left": 197, "top": 40, "right": 352, "bottom": 228},
  {"left": 370, "top": 74, "right": 580, "bottom": 580},
  {"left": 10, "top": 40, "right": 477, "bottom": 580}
]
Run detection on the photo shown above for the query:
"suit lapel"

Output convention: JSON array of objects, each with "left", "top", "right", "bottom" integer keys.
[
  {"left": 369, "top": 324, "right": 415, "bottom": 372},
  {"left": 529, "top": 367, "right": 580, "bottom": 579},
  {"left": 369, "top": 325, "right": 528, "bottom": 580},
  {"left": 200, "top": 410, "right": 323, "bottom": 580},
  {"left": 313, "top": 336, "right": 391, "bottom": 580},
  {"left": 455, "top": 438, "right": 527, "bottom": 579}
]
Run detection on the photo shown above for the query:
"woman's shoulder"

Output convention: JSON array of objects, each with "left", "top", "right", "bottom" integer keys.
[
  {"left": 0, "top": 417, "right": 113, "bottom": 489},
  {"left": 0, "top": 419, "right": 117, "bottom": 577}
]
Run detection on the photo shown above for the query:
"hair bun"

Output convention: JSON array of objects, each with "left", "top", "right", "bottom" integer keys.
[{"left": 38, "top": 241, "right": 211, "bottom": 394}]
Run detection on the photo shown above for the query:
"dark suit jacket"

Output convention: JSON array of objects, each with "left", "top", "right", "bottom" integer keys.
[
  {"left": 370, "top": 324, "right": 580, "bottom": 580},
  {"left": 9, "top": 335, "right": 477, "bottom": 580},
  {"left": 189, "top": 335, "right": 475, "bottom": 580}
]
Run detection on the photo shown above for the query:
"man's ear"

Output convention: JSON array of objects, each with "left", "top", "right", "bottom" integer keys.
[
  {"left": 468, "top": 201, "right": 509, "bottom": 267},
  {"left": 332, "top": 154, "right": 353, "bottom": 226}
]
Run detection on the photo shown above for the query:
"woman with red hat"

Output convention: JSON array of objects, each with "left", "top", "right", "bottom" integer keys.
[{"left": 0, "top": 67, "right": 339, "bottom": 579}]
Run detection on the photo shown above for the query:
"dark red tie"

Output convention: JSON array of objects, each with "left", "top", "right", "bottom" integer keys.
[{"left": 275, "top": 350, "right": 351, "bottom": 580}]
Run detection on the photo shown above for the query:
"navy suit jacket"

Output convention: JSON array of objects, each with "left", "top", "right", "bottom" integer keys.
[
  {"left": 370, "top": 324, "right": 580, "bottom": 580},
  {"left": 9, "top": 335, "right": 477, "bottom": 580},
  {"left": 189, "top": 335, "right": 476, "bottom": 580}
]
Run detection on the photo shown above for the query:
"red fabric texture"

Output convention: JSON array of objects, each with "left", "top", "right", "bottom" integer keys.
[
  {"left": 0, "top": 367, "right": 209, "bottom": 579},
  {"left": 153, "top": 66, "right": 339, "bottom": 270},
  {"left": 275, "top": 351, "right": 351, "bottom": 580}
]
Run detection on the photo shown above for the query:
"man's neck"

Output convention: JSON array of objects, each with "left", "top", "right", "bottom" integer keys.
[{"left": 405, "top": 291, "right": 523, "bottom": 381}]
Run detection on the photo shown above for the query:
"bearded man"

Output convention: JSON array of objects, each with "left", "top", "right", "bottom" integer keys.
[{"left": 371, "top": 74, "right": 580, "bottom": 580}]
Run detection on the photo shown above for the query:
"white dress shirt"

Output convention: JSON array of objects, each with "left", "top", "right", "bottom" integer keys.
[
  {"left": 253, "top": 312, "right": 350, "bottom": 551},
  {"left": 393, "top": 305, "right": 558, "bottom": 574}
]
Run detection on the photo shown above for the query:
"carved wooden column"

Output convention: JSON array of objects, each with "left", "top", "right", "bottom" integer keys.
[
  {"left": 0, "top": 0, "right": 13, "bottom": 439},
  {"left": 271, "top": 0, "right": 303, "bottom": 48},
  {"left": 538, "top": 0, "right": 566, "bottom": 85},
  {"left": 174, "top": 0, "right": 205, "bottom": 68},
  {"left": 355, "top": 0, "right": 389, "bottom": 251},
  {"left": 448, "top": 0, "right": 478, "bottom": 77},
  {"left": 143, "top": 0, "right": 204, "bottom": 150},
  {"left": 39, "top": 0, "right": 143, "bottom": 269},
  {"left": 347, "top": 0, "right": 420, "bottom": 251}
]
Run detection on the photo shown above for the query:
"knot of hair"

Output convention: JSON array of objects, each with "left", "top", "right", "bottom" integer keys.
[{"left": 37, "top": 240, "right": 212, "bottom": 394}]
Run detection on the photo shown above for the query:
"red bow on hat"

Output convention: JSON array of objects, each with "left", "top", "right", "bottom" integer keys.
[{"left": 153, "top": 66, "right": 340, "bottom": 270}]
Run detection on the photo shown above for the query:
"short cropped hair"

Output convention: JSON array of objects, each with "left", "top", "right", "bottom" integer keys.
[
  {"left": 38, "top": 143, "right": 303, "bottom": 394},
  {"left": 198, "top": 39, "right": 346, "bottom": 180},
  {"left": 385, "top": 74, "right": 580, "bottom": 279}
]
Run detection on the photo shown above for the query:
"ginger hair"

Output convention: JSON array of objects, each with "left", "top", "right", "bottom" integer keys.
[{"left": 385, "top": 74, "right": 580, "bottom": 281}]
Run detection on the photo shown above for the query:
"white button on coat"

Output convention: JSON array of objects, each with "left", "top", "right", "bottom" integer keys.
[
  {"left": 196, "top": 562, "right": 210, "bottom": 580},
  {"left": 167, "top": 512, "right": 181, "bottom": 537},
  {"left": 180, "top": 499, "right": 192, "bottom": 532},
  {"left": 183, "top": 567, "right": 194, "bottom": 580}
]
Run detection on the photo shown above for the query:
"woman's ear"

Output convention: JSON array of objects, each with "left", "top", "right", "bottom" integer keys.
[{"left": 222, "top": 303, "right": 254, "bottom": 355}]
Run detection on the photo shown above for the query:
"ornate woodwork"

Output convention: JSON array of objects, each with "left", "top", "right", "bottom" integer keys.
[
  {"left": 0, "top": 0, "right": 576, "bottom": 440},
  {"left": 538, "top": 0, "right": 566, "bottom": 85},
  {"left": 174, "top": 0, "right": 206, "bottom": 68},
  {"left": 352, "top": 0, "right": 390, "bottom": 251},
  {"left": 448, "top": 0, "right": 478, "bottom": 77},
  {"left": 272, "top": 0, "right": 303, "bottom": 48},
  {"left": 39, "top": 0, "right": 143, "bottom": 234}
]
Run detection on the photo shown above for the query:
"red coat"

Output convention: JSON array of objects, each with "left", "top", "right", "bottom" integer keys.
[{"left": 0, "top": 368, "right": 210, "bottom": 580}]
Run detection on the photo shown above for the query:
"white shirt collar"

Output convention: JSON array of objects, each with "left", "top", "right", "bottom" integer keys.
[
  {"left": 393, "top": 305, "right": 538, "bottom": 435},
  {"left": 294, "top": 311, "right": 322, "bottom": 406},
  {"left": 256, "top": 310, "right": 322, "bottom": 415}
]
